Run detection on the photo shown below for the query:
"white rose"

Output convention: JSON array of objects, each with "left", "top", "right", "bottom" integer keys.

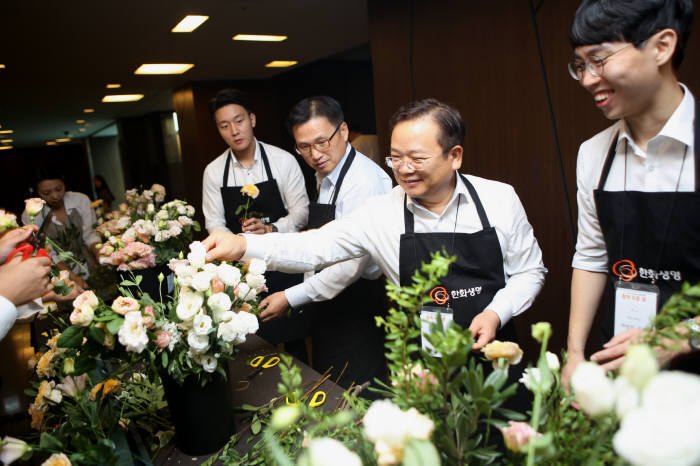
[
  {"left": 245, "top": 273, "right": 266, "bottom": 289},
  {"left": 545, "top": 351, "right": 560, "bottom": 371},
  {"left": 25, "top": 198, "right": 46, "bottom": 217},
  {"left": 176, "top": 289, "right": 204, "bottom": 321},
  {"left": 193, "top": 313, "right": 212, "bottom": 336},
  {"left": 248, "top": 258, "right": 266, "bottom": 275},
  {"left": 641, "top": 371, "right": 700, "bottom": 411},
  {"left": 191, "top": 271, "right": 213, "bottom": 292},
  {"left": 177, "top": 205, "right": 188, "bottom": 215},
  {"left": 147, "top": 203, "right": 155, "bottom": 213},
  {"left": 143, "top": 189, "right": 154, "bottom": 200},
  {"left": 186, "top": 205, "right": 195, "bottom": 216},
  {"left": 208, "top": 293, "right": 232, "bottom": 322},
  {"left": 0, "top": 436, "right": 30, "bottom": 465},
  {"left": 203, "top": 263, "right": 218, "bottom": 274},
  {"left": 235, "top": 282, "right": 251, "bottom": 299},
  {"left": 519, "top": 367, "right": 542, "bottom": 392},
  {"left": 187, "top": 330, "right": 210, "bottom": 354},
  {"left": 187, "top": 241, "right": 207, "bottom": 268},
  {"left": 178, "top": 215, "right": 193, "bottom": 226},
  {"left": 613, "top": 376, "right": 640, "bottom": 421},
  {"left": 217, "top": 264, "right": 241, "bottom": 287},
  {"left": 217, "top": 320, "right": 238, "bottom": 342},
  {"left": 571, "top": 362, "right": 615, "bottom": 417},
  {"left": 118, "top": 311, "right": 149, "bottom": 353},
  {"left": 70, "top": 304, "right": 94, "bottom": 327},
  {"left": 404, "top": 407, "right": 434, "bottom": 440},
  {"left": 300, "top": 437, "right": 362, "bottom": 466},
  {"left": 236, "top": 310, "right": 259, "bottom": 334},
  {"left": 117, "top": 216, "right": 131, "bottom": 229},
  {"left": 620, "top": 344, "right": 659, "bottom": 390},
  {"left": 156, "top": 210, "right": 169, "bottom": 220},
  {"left": 200, "top": 354, "right": 218, "bottom": 373},
  {"left": 613, "top": 403, "right": 700, "bottom": 466}
]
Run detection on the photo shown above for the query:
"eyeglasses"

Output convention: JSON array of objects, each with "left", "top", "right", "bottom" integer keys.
[
  {"left": 567, "top": 43, "right": 634, "bottom": 81},
  {"left": 385, "top": 156, "right": 431, "bottom": 171},
  {"left": 295, "top": 123, "right": 342, "bottom": 156}
]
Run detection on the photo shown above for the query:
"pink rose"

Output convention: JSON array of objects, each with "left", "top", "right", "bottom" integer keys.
[
  {"left": 498, "top": 421, "right": 540, "bottom": 453},
  {"left": 70, "top": 305, "right": 94, "bottom": 326},
  {"left": 155, "top": 330, "right": 170, "bottom": 349},
  {"left": 142, "top": 306, "right": 155, "bottom": 328},
  {"left": 73, "top": 290, "right": 98, "bottom": 310},
  {"left": 212, "top": 278, "right": 225, "bottom": 294},
  {"left": 112, "top": 296, "right": 139, "bottom": 315}
]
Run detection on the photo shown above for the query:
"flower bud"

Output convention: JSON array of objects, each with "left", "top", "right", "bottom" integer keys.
[
  {"left": 270, "top": 405, "right": 301, "bottom": 431},
  {"left": 531, "top": 322, "right": 552, "bottom": 343}
]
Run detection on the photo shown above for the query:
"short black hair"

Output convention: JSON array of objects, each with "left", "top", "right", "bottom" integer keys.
[
  {"left": 285, "top": 96, "right": 344, "bottom": 135},
  {"left": 388, "top": 98, "right": 465, "bottom": 152},
  {"left": 570, "top": 0, "right": 694, "bottom": 68},
  {"left": 34, "top": 167, "right": 65, "bottom": 188},
  {"left": 209, "top": 88, "right": 253, "bottom": 120}
]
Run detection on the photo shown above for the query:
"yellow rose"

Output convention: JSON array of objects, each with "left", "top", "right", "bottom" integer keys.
[
  {"left": 90, "top": 199, "right": 104, "bottom": 209},
  {"left": 240, "top": 184, "right": 260, "bottom": 199},
  {"left": 481, "top": 340, "right": 523, "bottom": 367},
  {"left": 89, "top": 379, "right": 121, "bottom": 401},
  {"left": 36, "top": 349, "right": 56, "bottom": 378},
  {"left": 41, "top": 452, "right": 72, "bottom": 466},
  {"left": 28, "top": 402, "right": 45, "bottom": 430}
]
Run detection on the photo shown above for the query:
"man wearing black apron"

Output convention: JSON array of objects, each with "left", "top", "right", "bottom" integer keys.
[
  {"left": 201, "top": 99, "right": 546, "bottom": 394},
  {"left": 201, "top": 88, "right": 310, "bottom": 359},
  {"left": 258, "top": 96, "right": 392, "bottom": 391},
  {"left": 563, "top": 0, "right": 698, "bottom": 383}
]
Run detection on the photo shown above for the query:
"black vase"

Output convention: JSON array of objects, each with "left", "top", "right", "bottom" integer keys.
[
  {"left": 160, "top": 366, "right": 236, "bottom": 456},
  {"left": 117, "top": 264, "right": 173, "bottom": 301}
]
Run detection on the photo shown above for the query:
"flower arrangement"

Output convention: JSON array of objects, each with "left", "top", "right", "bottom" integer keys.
[{"left": 94, "top": 184, "right": 200, "bottom": 270}]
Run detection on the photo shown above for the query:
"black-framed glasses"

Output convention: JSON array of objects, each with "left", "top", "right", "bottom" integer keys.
[
  {"left": 567, "top": 43, "right": 634, "bottom": 81},
  {"left": 295, "top": 123, "right": 342, "bottom": 156}
]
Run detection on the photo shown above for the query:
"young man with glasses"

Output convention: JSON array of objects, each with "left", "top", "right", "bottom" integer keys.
[
  {"left": 258, "top": 96, "right": 392, "bottom": 391},
  {"left": 562, "top": 0, "right": 697, "bottom": 384},
  {"left": 202, "top": 88, "right": 310, "bottom": 359},
  {"left": 201, "top": 99, "right": 546, "bottom": 395}
]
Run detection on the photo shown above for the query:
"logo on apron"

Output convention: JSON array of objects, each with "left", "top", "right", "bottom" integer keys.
[
  {"left": 612, "top": 259, "right": 637, "bottom": 282},
  {"left": 429, "top": 286, "right": 449, "bottom": 305}
]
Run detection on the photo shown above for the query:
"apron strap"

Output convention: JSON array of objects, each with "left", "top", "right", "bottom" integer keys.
[
  {"left": 695, "top": 100, "right": 699, "bottom": 190},
  {"left": 259, "top": 143, "right": 275, "bottom": 182},
  {"left": 222, "top": 150, "right": 232, "bottom": 188},
  {"left": 403, "top": 172, "right": 491, "bottom": 234},
  {"left": 597, "top": 132, "right": 619, "bottom": 191},
  {"left": 328, "top": 147, "right": 356, "bottom": 205}
]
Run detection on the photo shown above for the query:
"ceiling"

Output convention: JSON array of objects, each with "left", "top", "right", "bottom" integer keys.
[{"left": 0, "top": 0, "right": 369, "bottom": 148}]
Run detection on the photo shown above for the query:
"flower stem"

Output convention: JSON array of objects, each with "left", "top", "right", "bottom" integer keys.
[{"left": 526, "top": 332, "right": 550, "bottom": 466}]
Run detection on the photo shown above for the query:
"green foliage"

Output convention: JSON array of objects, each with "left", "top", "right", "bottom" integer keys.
[{"left": 641, "top": 281, "right": 700, "bottom": 349}]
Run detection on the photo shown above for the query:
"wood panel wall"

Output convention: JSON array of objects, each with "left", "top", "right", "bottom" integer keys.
[{"left": 368, "top": 0, "right": 700, "bottom": 355}]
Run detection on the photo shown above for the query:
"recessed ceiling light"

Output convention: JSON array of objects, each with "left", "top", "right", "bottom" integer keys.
[
  {"left": 84, "top": 108, "right": 95, "bottom": 113},
  {"left": 0, "top": 139, "right": 12, "bottom": 143},
  {"left": 46, "top": 141, "right": 57, "bottom": 146},
  {"left": 134, "top": 63, "right": 194, "bottom": 75},
  {"left": 233, "top": 34, "right": 287, "bottom": 42},
  {"left": 172, "top": 15, "right": 209, "bottom": 33},
  {"left": 102, "top": 94, "right": 144, "bottom": 103},
  {"left": 106, "top": 84, "right": 122, "bottom": 89},
  {"left": 0, "top": 64, "right": 5, "bottom": 69},
  {"left": 78, "top": 128, "right": 86, "bottom": 132},
  {"left": 55, "top": 138, "right": 71, "bottom": 143},
  {"left": 76, "top": 119, "right": 85, "bottom": 124},
  {"left": 0, "top": 146, "right": 12, "bottom": 150},
  {"left": 0, "top": 129, "right": 13, "bottom": 134},
  {"left": 265, "top": 60, "right": 298, "bottom": 68}
]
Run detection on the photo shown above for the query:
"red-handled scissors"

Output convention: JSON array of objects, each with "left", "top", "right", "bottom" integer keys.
[{"left": 5, "top": 242, "right": 51, "bottom": 264}]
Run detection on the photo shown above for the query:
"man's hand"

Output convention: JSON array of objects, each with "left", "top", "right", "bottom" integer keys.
[
  {"left": 202, "top": 230, "right": 247, "bottom": 262},
  {"left": 0, "top": 225, "right": 37, "bottom": 263},
  {"left": 469, "top": 309, "right": 501, "bottom": 350},
  {"left": 241, "top": 218, "right": 267, "bottom": 235},
  {"left": 259, "top": 291, "right": 291, "bottom": 322},
  {"left": 0, "top": 255, "right": 52, "bottom": 305},
  {"left": 561, "top": 351, "right": 586, "bottom": 390},
  {"left": 590, "top": 328, "right": 645, "bottom": 371}
]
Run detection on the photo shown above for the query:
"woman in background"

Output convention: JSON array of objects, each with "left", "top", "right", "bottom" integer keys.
[{"left": 93, "top": 175, "right": 115, "bottom": 210}]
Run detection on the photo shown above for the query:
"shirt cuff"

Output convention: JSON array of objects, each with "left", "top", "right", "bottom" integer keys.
[
  {"left": 242, "top": 234, "right": 268, "bottom": 261},
  {"left": 0, "top": 295, "right": 18, "bottom": 340},
  {"left": 284, "top": 283, "right": 311, "bottom": 309},
  {"left": 484, "top": 294, "right": 512, "bottom": 329}
]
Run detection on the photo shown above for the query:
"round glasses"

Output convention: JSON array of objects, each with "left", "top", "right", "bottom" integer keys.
[
  {"left": 385, "top": 156, "right": 430, "bottom": 171},
  {"left": 295, "top": 123, "right": 341, "bottom": 156},
  {"left": 567, "top": 43, "right": 633, "bottom": 81}
]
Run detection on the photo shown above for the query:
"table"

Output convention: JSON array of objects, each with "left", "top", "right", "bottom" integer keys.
[{"left": 154, "top": 335, "right": 349, "bottom": 464}]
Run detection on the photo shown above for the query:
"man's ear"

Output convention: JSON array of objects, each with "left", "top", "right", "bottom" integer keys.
[
  {"left": 652, "top": 28, "right": 678, "bottom": 67},
  {"left": 250, "top": 112, "right": 256, "bottom": 128},
  {"left": 448, "top": 145, "right": 463, "bottom": 171}
]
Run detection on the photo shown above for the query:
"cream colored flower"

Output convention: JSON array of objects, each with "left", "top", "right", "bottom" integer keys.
[
  {"left": 69, "top": 305, "right": 94, "bottom": 327},
  {"left": 111, "top": 296, "right": 140, "bottom": 316},
  {"left": 118, "top": 311, "right": 149, "bottom": 353},
  {"left": 300, "top": 437, "right": 361, "bottom": 466},
  {"left": 481, "top": 340, "right": 523, "bottom": 368},
  {"left": 240, "top": 184, "right": 260, "bottom": 199},
  {"left": 41, "top": 452, "right": 72, "bottom": 466},
  {"left": 24, "top": 198, "right": 46, "bottom": 217},
  {"left": 0, "top": 436, "right": 30, "bottom": 465},
  {"left": 176, "top": 289, "right": 204, "bottom": 322},
  {"left": 571, "top": 362, "right": 615, "bottom": 417},
  {"left": 187, "top": 241, "right": 206, "bottom": 268},
  {"left": 217, "top": 263, "right": 241, "bottom": 287},
  {"left": 73, "top": 290, "right": 98, "bottom": 310},
  {"left": 248, "top": 258, "right": 266, "bottom": 275},
  {"left": 498, "top": 421, "right": 541, "bottom": 453},
  {"left": 620, "top": 344, "right": 659, "bottom": 390}
]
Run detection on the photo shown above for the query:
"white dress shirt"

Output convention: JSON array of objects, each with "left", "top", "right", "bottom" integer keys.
[
  {"left": 0, "top": 295, "right": 17, "bottom": 341},
  {"left": 573, "top": 84, "right": 696, "bottom": 273},
  {"left": 21, "top": 191, "right": 100, "bottom": 246},
  {"left": 245, "top": 173, "right": 546, "bottom": 326},
  {"left": 284, "top": 144, "right": 393, "bottom": 308},
  {"left": 202, "top": 139, "right": 309, "bottom": 233}
]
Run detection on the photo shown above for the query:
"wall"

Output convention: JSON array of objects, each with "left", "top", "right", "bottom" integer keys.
[
  {"left": 368, "top": 0, "right": 700, "bottom": 355},
  {"left": 89, "top": 135, "right": 126, "bottom": 206}
]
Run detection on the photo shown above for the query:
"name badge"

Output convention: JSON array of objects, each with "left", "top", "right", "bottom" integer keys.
[
  {"left": 614, "top": 281, "right": 659, "bottom": 336},
  {"left": 420, "top": 305, "right": 453, "bottom": 357}
]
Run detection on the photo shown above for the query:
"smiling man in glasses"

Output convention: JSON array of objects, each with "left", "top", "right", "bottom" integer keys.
[
  {"left": 562, "top": 0, "right": 698, "bottom": 385},
  {"left": 201, "top": 98, "right": 546, "bottom": 384},
  {"left": 257, "top": 96, "right": 392, "bottom": 391}
]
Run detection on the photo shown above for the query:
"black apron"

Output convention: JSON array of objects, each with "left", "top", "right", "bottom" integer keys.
[
  {"left": 595, "top": 101, "right": 700, "bottom": 353},
  {"left": 220, "top": 143, "right": 305, "bottom": 344},
  {"left": 306, "top": 148, "right": 388, "bottom": 391},
  {"left": 399, "top": 173, "right": 527, "bottom": 410}
]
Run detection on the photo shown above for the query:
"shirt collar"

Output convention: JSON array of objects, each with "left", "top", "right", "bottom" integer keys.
[
  {"left": 231, "top": 138, "right": 260, "bottom": 167},
  {"left": 316, "top": 142, "right": 351, "bottom": 188},
  {"left": 406, "top": 171, "right": 470, "bottom": 218},
  {"left": 618, "top": 83, "right": 695, "bottom": 156}
]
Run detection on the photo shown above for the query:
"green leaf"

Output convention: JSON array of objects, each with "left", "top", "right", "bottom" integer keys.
[
  {"left": 57, "top": 326, "right": 84, "bottom": 348},
  {"left": 74, "top": 357, "right": 96, "bottom": 375},
  {"left": 251, "top": 420, "right": 261, "bottom": 435},
  {"left": 106, "top": 316, "right": 124, "bottom": 334},
  {"left": 88, "top": 325, "right": 105, "bottom": 344},
  {"left": 40, "top": 432, "right": 64, "bottom": 450},
  {"left": 162, "top": 350, "right": 169, "bottom": 367},
  {"left": 402, "top": 438, "right": 440, "bottom": 466}
]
